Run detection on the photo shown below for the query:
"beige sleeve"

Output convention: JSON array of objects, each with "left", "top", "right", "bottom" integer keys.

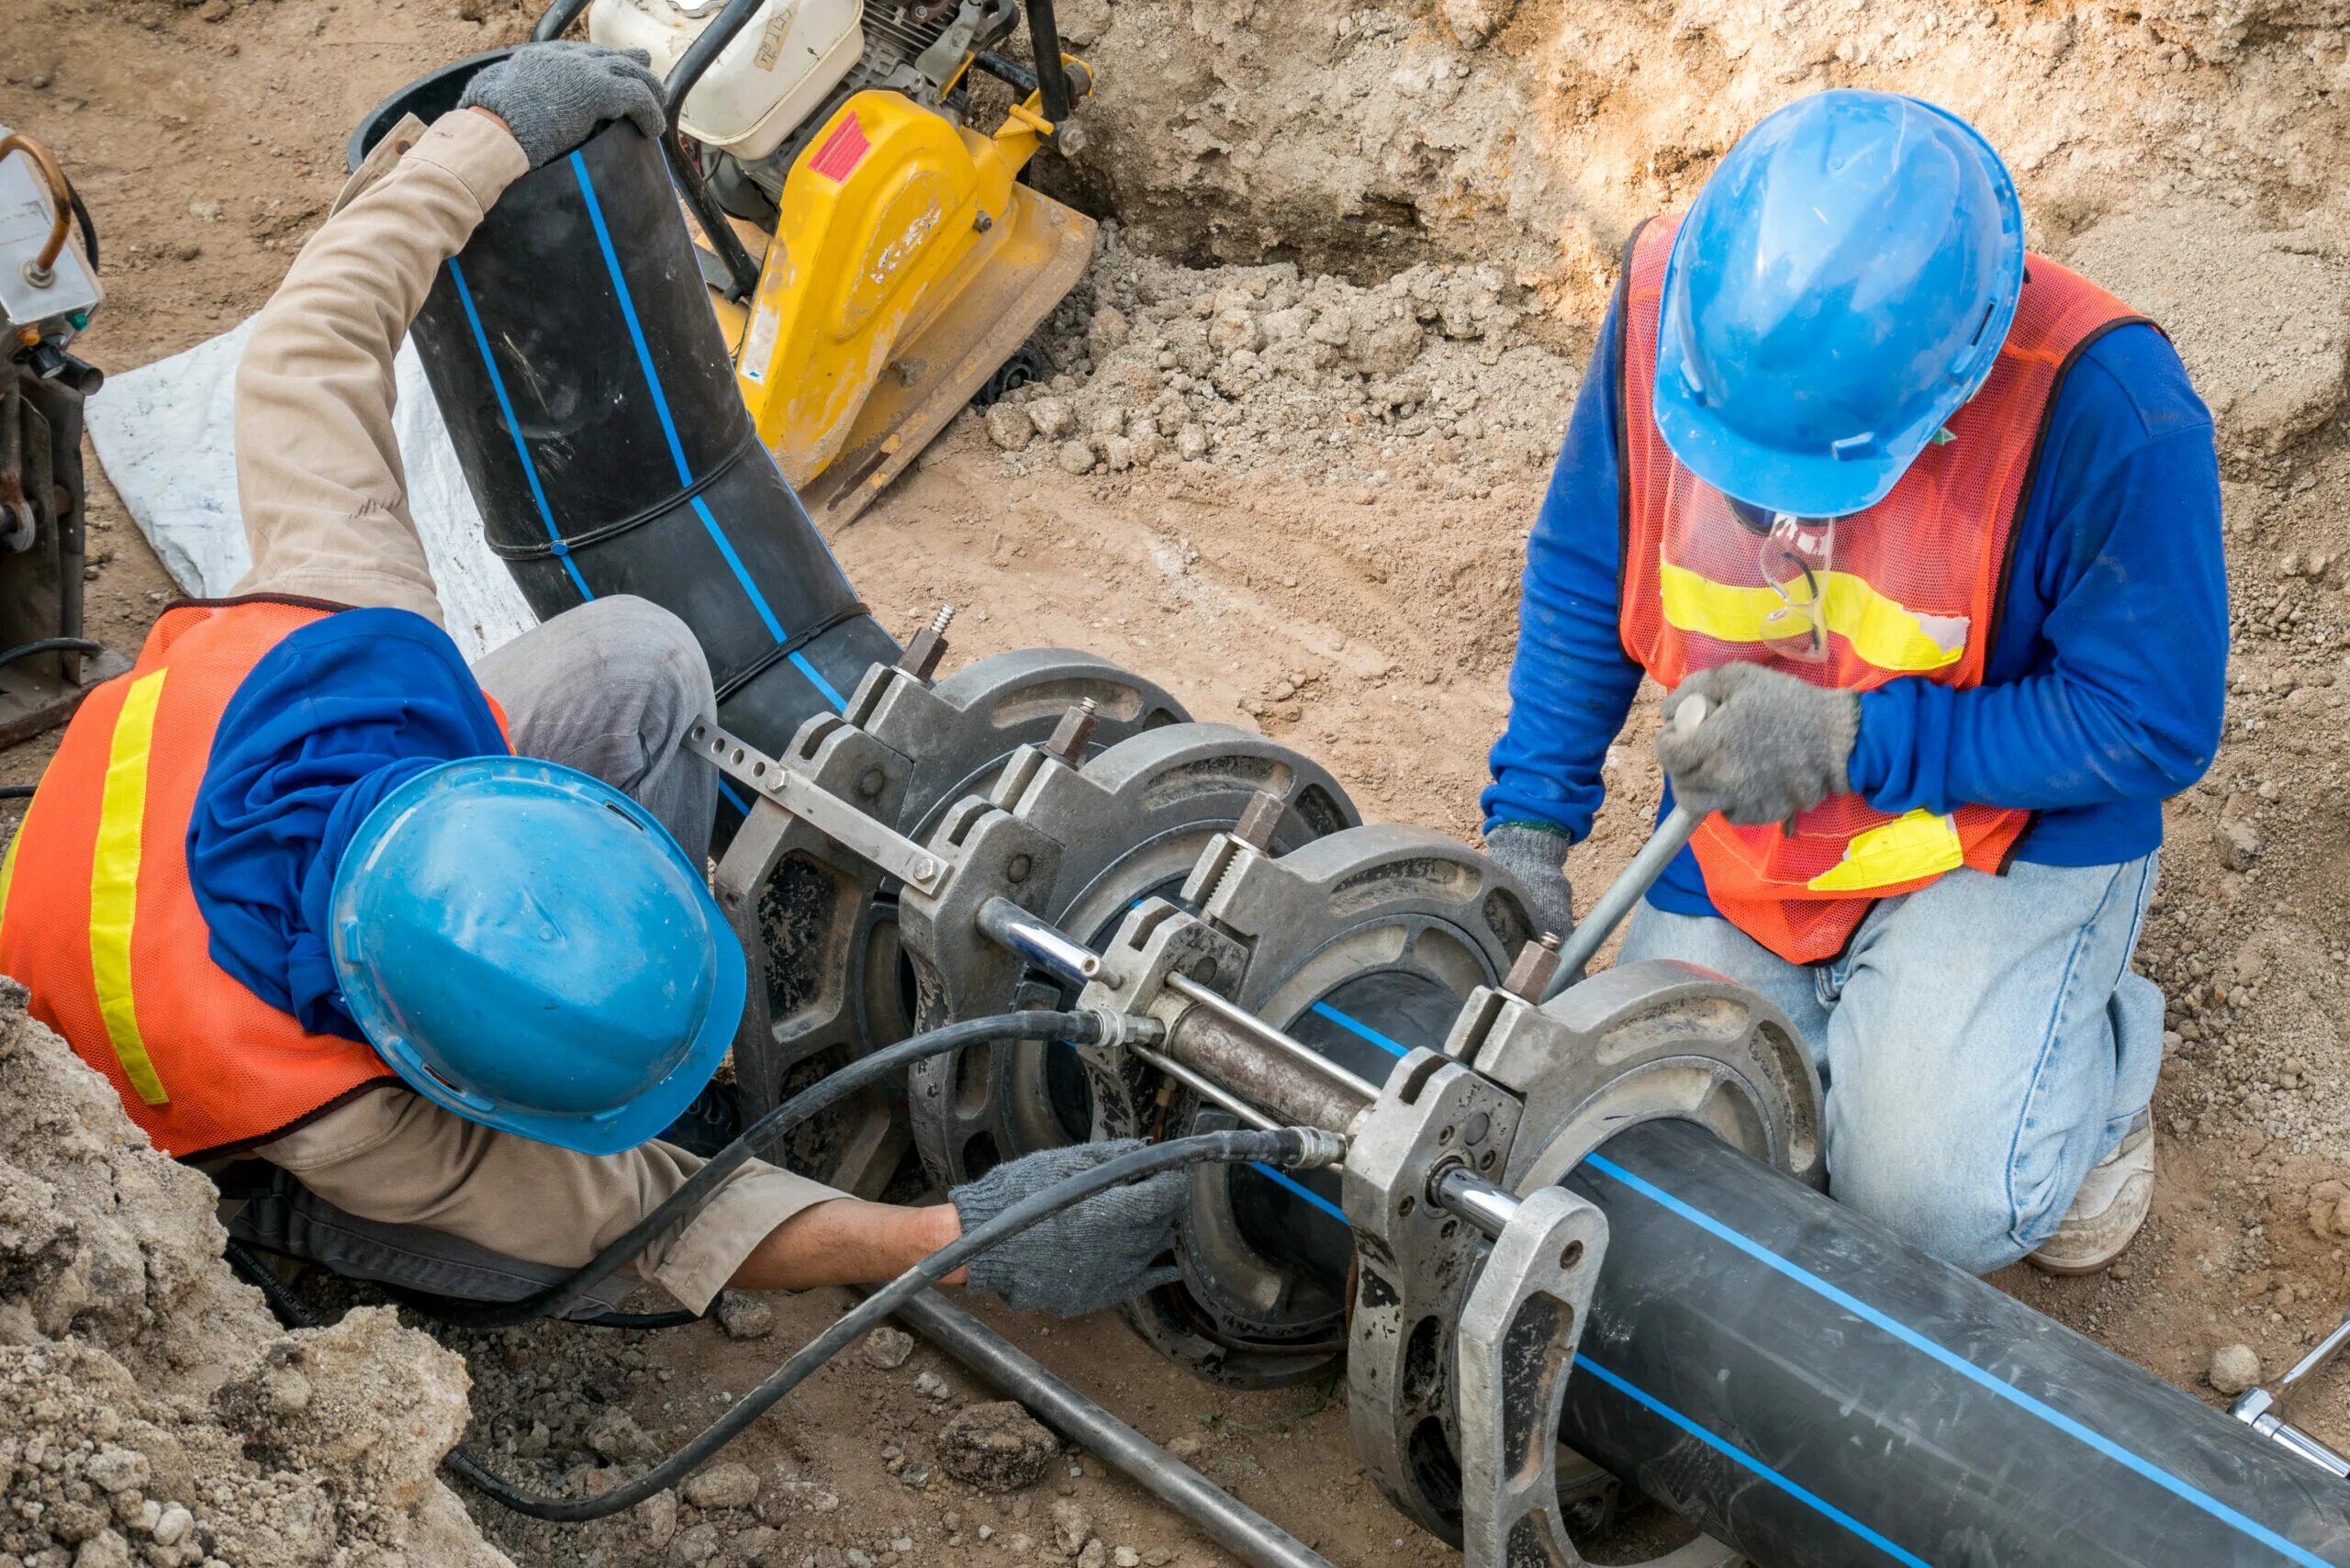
[
  {"left": 229, "top": 110, "right": 531, "bottom": 620},
  {"left": 255, "top": 1086, "right": 844, "bottom": 1315}
]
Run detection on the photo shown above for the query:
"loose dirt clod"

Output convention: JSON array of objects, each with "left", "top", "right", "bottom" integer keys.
[
  {"left": 2210, "top": 1343, "right": 2263, "bottom": 1396},
  {"left": 934, "top": 1401, "right": 1060, "bottom": 1493}
]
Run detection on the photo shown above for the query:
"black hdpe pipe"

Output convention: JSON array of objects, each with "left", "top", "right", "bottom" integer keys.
[
  {"left": 1556, "top": 1117, "right": 2350, "bottom": 1568},
  {"left": 1237, "top": 973, "right": 2350, "bottom": 1567},
  {"left": 349, "top": 59, "right": 899, "bottom": 844}
]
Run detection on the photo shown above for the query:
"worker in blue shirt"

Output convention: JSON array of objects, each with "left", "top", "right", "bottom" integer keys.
[{"left": 1483, "top": 91, "right": 2226, "bottom": 1276}]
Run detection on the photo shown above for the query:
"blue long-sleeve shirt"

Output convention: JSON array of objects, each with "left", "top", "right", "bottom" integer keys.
[{"left": 1483, "top": 287, "right": 2229, "bottom": 922}]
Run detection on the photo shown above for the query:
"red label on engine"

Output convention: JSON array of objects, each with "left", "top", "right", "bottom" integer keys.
[{"left": 808, "top": 114, "right": 871, "bottom": 184}]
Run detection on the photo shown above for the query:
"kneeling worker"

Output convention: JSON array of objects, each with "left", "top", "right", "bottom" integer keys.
[
  {"left": 1483, "top": 91, "right": 2226, "bottom": 1277},
  {"left": 0, "top": 43, "right": 1171, "bottom": 1321}
]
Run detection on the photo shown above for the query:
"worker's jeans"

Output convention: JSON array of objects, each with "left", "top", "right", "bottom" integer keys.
[
  {"left": 228, "top": 595, "right": 720, "bottom": 1314},
  {"left": 1617, "top": 855, "right": 2165, "bottom": 1275}
]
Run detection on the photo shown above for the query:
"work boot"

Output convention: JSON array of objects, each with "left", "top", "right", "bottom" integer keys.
[{"left": 2029, "top": 1109, "right": 2154, "bottom": 1275}]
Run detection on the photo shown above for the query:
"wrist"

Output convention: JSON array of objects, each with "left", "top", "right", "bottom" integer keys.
[
  {"left": 1485, "top": 819, "right": 1572, "bottom": 844},
  {"left": 923, "top": 1202, "right": 968, "bottom": 1286}
]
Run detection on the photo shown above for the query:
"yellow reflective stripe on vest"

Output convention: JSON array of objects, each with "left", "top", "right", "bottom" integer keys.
[
  {"left": 1806, "top": 809, "right": 1966, "bottom": 893},
  {"left": 1656, "top": 560, "right": 1970, "bottom": 674},
  {"left": 89, "top": 668, "right": 170, "bottom": 1106}
]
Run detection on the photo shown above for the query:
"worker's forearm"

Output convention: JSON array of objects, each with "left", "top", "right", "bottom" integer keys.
[
  {"left": 726, "top": 1199, "right": 968, "bottom": 1293},
  {"left": 229, "top": 109, "right": 527, "bottom": 617},
  {"left": 1483, "top": 322, "right": 1644, "bottom": 837}
]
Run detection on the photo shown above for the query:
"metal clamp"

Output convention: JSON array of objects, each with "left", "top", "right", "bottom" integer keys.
[
  {"left": 693, "top": 721, "right": 947, "bottom": 895},
  {"left": 1449, "top": 1180, "right": 1612, "bottom": 1568},
  {"left": 1343, "top": 1048, "right": 1526, "bottom": 1543}
]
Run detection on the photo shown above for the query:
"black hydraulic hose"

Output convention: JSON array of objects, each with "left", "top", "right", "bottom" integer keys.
[
  {"left": 447, "top": 1126, "right": 1318, "bottom": 1520},
  {"left": 431, "top": 1011, "right": 1105, "bottom": 1328},
  {"left": 0, "top": 637, "right": 100, "bottom": 671},
  {"left": 225, "top": 1238, "right": 321, "bottom": 1329}
]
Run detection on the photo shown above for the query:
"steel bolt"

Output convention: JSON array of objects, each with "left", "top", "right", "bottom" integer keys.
[
  {"left": 856, "top": 767, "right": 888, "bottom": 800},
  {"left": 1044, "top": 697, "right": 1100, "bottom": 766},
  {"left": 1502, "top": 931, "right": 1563, "bottom": 1002},
  {"left": 1231, "top": 790, "right": 1284, "bottom": 852},
  {"left": 1006, "top": 853, "right": 1034, "bottom": 885},
  {"left": 898, "top": 603, "right": 957, "bottom": 684},
  {"left": 910, "top": 855, "right": 937, "bottom": 881}
]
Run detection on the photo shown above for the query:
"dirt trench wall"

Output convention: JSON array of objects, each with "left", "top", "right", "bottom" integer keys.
[
  {"left": 1052, "top": 0, "right": 2350, "bottom": 364},
  {"left": 0, "top": 980, "right": 509, "bottom": 1568}
]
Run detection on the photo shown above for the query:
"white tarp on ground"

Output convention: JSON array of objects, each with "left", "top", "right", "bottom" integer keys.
[{"left": 83, "top": 319, "right": 538, "bottom": 663}]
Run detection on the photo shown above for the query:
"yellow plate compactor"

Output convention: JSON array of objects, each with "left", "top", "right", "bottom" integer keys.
[{"left": 533, "top": 0, "right": 1096, "bottom": 524}]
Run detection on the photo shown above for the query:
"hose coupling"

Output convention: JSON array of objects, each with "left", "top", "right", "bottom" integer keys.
[
  {"left": 1279, "top": 1126, "right": 1348, "bottom": 1170},
  {"left": 1082, "top": 1008, "right": 1166, "bottom": 1049}
]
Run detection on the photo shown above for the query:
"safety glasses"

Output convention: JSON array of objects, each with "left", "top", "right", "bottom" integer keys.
[{"left": 1757, "top": 512, "right": 1833, "bottom": 663}]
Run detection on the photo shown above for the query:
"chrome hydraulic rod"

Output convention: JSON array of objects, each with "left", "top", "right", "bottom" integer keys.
[
  {"left": 1128, "top": 1041, "right": 1284, "bottom": 1132},
  {"left": 979, "top": 897, "right": 1102, "bottom": 985},
  {"left": 1431, "top": 1164, "right": 1521, "bottom": 1239}
]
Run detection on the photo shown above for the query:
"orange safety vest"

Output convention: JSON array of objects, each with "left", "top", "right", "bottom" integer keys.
[
  {"left": 0, "top": 598, "right": 404, "bottom": 1159},
  {"left": 1617, "top": 216, "right": 2150, "bottom": 964}
]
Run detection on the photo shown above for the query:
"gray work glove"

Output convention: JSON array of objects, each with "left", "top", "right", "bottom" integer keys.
[
  {"left": 949, "top": 1140, "right": 1185, "bottom": 1318},
  {"left": 1483, "top": 822, "right": 1574, "bottom": 940},
  {"left": 456, "top": 42, "right": 666, "bottom": 170},
  {"left": 1656, "top": 664, "right": 1859, "bottom": 826}
]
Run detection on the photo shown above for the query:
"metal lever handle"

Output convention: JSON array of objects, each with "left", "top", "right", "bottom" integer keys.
[
  {"left": 2232, "top": 1302, "right": 2350, "bottom": 1476},
  {"left": 1539, "top": 697, "right": 1711, "bottom": 1001}
]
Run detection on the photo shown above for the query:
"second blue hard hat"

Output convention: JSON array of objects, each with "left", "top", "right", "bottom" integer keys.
[
  {"left": 328, "top": 756, "right": 744, "bottom": 1157},
  {"left": 1654, "top": 89, "right": 2027, "bottom": 518}
]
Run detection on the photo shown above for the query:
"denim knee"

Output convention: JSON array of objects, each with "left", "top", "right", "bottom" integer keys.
[{"left": 1827, "top": 1133, "right": 2041, "bottom": 1276}]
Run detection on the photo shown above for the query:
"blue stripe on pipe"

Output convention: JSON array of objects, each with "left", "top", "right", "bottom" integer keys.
[
  {"left": 719, "top": 778, "right": 751, "bottom": 815},
  {"left": 689, "top": 496, "right": 788, "bottom": 641},
  {"left": 1306, "top": 1002, "right": 1409, "bottom": 1058},
  {"left": 1577, "top": 1359, "right": 1931, "bottom": 1568},
  {"left": 1248, "top": 1162, "right": 1348, "bottom": 1226},
  {"left": 571, "top": 152, "right": 694, "bottom": 488},
  {"left": 789, "top": 651, "right": 845, "bottom": 711},
  {"left": 1580, "top": 1152, "right": 2332, "bottom": 1568},
  {"left": 445, "top": 257, "right": 590, "bottom": 600}
]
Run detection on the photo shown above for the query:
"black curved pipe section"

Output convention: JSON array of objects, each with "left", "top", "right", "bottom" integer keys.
[
  {"left": 530, "top": 0, "right": 590, "bottom": 41},
  {"left": 1563, "top": 1118, "right": 2350, "bottom": 1568},
  {"left": 351, "top": 58, "right": 898, "bottom": 843}
]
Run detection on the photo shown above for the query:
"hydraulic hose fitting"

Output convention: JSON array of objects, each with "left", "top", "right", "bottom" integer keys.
[
  {"left": 1281, "top": 1126, "right": 1348, "bottom": 1170},
  {"left": 1082, "top": 1007, "right": 1164, "bottom": 1050}
]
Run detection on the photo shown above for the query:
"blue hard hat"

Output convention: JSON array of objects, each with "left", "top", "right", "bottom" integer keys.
[
  {"left": 328, "top": 756, "right": 744, "bottom": 1157},
  {"left": 1653, "top": 89, "right": 2026, "bottom": 518}
]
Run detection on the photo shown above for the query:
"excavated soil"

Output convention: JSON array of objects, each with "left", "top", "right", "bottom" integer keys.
[{"left": 13, "top": 0, "right": 2350, "bottom": 1562}]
